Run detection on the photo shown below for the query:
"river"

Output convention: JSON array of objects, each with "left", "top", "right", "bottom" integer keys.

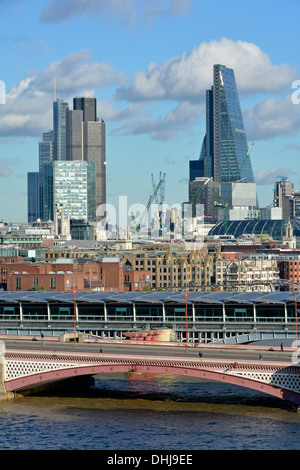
[{"left": 0, "top": 373, "right": 300, "bottom": 451}]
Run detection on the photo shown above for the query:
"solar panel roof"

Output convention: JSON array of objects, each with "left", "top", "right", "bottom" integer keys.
[{"left": 0, "top": 290, "right": 298, "bottom": 305}]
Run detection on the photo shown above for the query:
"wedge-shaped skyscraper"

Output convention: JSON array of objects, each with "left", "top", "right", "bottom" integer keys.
[{"left": 190, "top": 64, "right": 255, "bottom": 184}]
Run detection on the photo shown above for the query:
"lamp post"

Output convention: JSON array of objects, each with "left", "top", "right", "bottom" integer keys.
[
  {"left": 296, "top": 294, "right": 298, "bottom": 350},
  {"left": 73, "top": 289, "right": 77, "bottom": 348},
  {"left": 184, "top": 292, "right": 189, "bottom": 353}
]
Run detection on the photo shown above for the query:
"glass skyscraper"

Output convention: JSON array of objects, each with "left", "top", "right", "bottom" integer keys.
[
  {"left": 27, "top": 172, "right": 40, "bottom": 223},
  {"left": 43, "top": 161, "right": 96, "bottom": 223},
  {"left": 190, "top": 64, "right": 255, "bottom": 184},
  {"left": 53, "top": 98, "right": 69, "bottom": 161},
  {"left": 73, "top": 97, "right": 97, "bottom": 122}
]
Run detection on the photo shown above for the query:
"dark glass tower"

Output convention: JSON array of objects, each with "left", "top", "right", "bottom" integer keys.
[
  {"left": 27, "top": 172, "right": 40, "bottom": 222},
  {"left": 190, "top": 64, "right": 255, "bottom": 184},
  {"left": 73, "top": 97, "right": 97, "bottom": 122}
]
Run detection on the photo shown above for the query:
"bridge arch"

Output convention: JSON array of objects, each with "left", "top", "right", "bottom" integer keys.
[{"left": 5, "top": 360, "right": 300, "bottom": 406}]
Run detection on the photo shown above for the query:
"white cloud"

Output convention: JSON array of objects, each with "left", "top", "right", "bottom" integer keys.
[
  {"left": 115, "top": 38, "right": 297, "bottom": 102},
  {"left": 41, "top": 0, "right": 136, "bottom": 24},
  {"left": 0, "top": 51, "right": 126, "bottom": 137},
  {"left": 34, "top": 50, "right": 126, "bottom": 94},
  {"left": 111, "top": 101, "right": 201, "bottom": 141},
  {"left": 244, "top": 95, "right": 300, "bottom": 141},
  {"left": 40, "top": 0, "right": 190, "bottom": 24},
  {"left": 142, "top": 0, "right": 190, "bottom": 23}
]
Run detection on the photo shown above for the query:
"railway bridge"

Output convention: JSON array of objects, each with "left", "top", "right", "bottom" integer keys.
[{"left": 1, "top": 345, "right": 300, "bottom": 407}]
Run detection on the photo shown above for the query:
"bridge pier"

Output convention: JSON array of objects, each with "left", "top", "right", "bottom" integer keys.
[
  {"left": 0, "top": 341, "right": 13, "bottom": 401},
  {"left": 0, "top": 360, "right": 14, "bottom": 401}
]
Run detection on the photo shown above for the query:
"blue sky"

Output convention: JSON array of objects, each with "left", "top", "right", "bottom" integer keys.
[{"left": 1, "top": 0, "right": 300, "bottom": 222}]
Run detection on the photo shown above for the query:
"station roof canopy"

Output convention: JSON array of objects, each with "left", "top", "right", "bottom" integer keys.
[{"left": 0, "top": 290, "right": 298, "bottom": 305}]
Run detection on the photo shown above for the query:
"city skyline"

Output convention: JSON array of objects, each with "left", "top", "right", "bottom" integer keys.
[{"left": 1, "top": 0, "right": 300, "bottom": 222}]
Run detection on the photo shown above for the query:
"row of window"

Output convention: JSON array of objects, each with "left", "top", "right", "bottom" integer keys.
[
  {"left": 15, "top": 277, "right": 78, "bottom": 290},
  {"left": 0, "top": 303, "right": 298, "bottom": 322}
]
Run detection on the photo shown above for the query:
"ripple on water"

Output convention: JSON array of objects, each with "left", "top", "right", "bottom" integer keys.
[{"left": 0, "top": 374, "right": 300, "bottom": 450}]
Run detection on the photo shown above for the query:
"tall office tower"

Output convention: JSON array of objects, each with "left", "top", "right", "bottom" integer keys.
[
  {"left": 82, "top": 120, "right": 106, "bottom": 214},
  {"left": 27, "top": 172, "right": 40, "bottom": 222},
  {"left": 43, "top": 160, "right": 96, "bottom": 223},
  {"left": 273, "top": 177, "right": 294, "bottom": 219},
  {"left": 73, "top": 97, "right": 97, "bottom": 122},
  {"left": 53, "top": 98, "right": 69, "bottom": 161},
  {"left": 39, "top": 130, "right": 54, "bottom": 172},
  {"left": 38, "top": 131, "right": 54, "bottom": 220},
  {"left": 70, "top": 97, "right": 106, "bottom": 216},
  {"left": 66, "top": 110, "right": 83, "bottom": 161},
  {"left": 190, "top": 64, "right": 255, "bottom": 184}
]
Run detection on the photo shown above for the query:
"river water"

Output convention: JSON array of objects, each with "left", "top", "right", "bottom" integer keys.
[{"left": 0, "top": 373, "right": 300, "bottom": 451}]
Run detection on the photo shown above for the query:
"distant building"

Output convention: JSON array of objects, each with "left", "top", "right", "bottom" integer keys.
[
  {"left": 209, "top": 218, "right": 300, "bottom": 240},
  {"left": 190, "top": 64, "right": 255, "bottom": 185},
  {"left": 43, "top": 160, "right": 96, "bottom": 223},
  {"left": 38, "top": 131, "right": 54, "bottom": 220},
  {"left": 273, "top": 177, "right": 294, "bottom": 220},
  {"left": 27, "top": 96, "right": 106, "bottom": 227},
  {"left": 27, "top": 172, "right": 40, "bottom": 223},
  {"left": 66, "top": 109, "right": 84, "bottom": 161},
  {"left": 73, "top": 97, "right": 97, "bottom": 122},
  {"left": 189, "top": 65, "right": 256, "bottom": 225},
  {"left": 215, "top": 254, "right": 280, "bottom": 291},
  {"left": 82, "top": 119, "right": 106, "bottom": 215},
  {"left": 188, "top": 177, "right": 219, "bottom": 222},
  {"left": 0, "top": 259, "right": 150, "bottom": 292},
  {"left": 53, "top": 98, "right": 69, "bottom": 161},
  {"left": 65, "top": 97, "right": 106, "bottom": 217}
]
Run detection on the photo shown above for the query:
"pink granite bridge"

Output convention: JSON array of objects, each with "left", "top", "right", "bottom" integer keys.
[{"left": 1, "top": 348, "right": 300, "bottom": 406}]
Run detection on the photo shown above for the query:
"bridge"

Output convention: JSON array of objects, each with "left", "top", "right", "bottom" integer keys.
[{"left": 1, "top": 345, "right": 300, "bottom": 407}]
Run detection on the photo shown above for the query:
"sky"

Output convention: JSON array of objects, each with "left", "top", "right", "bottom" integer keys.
[{"left": 1, "top": 0, "right": 300, "bottom": 223}]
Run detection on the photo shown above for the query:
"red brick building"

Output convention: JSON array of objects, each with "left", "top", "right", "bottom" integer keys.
[
  {"left": 278, "top": 260, "right": 300, "bottom": 291},
  {"left": 0, "top": 258, "right": 151, "bottom": 292}
]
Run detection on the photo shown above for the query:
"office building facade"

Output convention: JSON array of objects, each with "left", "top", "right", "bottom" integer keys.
[
  {"left": 73, "top": 97, "right": 97, "bottom": 122},
  {"left": 43, "top": 160, "right": 96, "bottom": 223},
  {"left": 190, "top": 64, "right": 255, "bottom": 185},
  {"left": 188, "top": 177, "right": 220, "bottom": 222},
  {"left": 72, "top": 97, "right": 106, "bottom": 214},
  {"left": 27, "top": 172, "right": 40, "bottom": 223},
  {"left": 273, "top": 177, "right": 294, "bottom": 220},
  {"left": 53, "top": 98, "right": 69, "bottom": 161},
  {"left": 66, "top": 109, "right": 83, "bottom": 161},
  {"left": 82, "top": 119, "right": 106, "bottom": 213}
]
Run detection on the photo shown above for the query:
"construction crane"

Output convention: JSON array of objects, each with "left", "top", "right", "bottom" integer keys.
[
  {"left": 151, "top": 172, "right": 166, "bottom": 233},
  {"left": 214, "top": 143, "right": 255, "bottom": 234},
  {"left": 133, "top": 178, "right": 164, "bottom": 233},
  {"left": 152, "top": 172, "right": 166, "bottom": 206}
]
